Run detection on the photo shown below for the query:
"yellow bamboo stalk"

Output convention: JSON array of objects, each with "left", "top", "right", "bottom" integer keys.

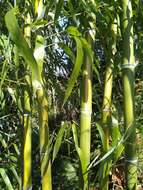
[
  {"left": 23, "top": 89, "right": 32, "bottom": 190},
  {"left": 23, "top": 4, "right": 32, "bottom": 189}
]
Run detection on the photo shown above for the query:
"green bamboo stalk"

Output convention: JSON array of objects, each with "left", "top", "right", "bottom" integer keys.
[
  {"left": 121, "top": 0, "right": 137, "bottom": 189},
  {"left": 34, "top": 34, "right": 52, "bottom": 190},
  {"left": 23, "top": 5, "right": 32, "bottom": 190},
  {"left": 99, "top": 20, "right": 117, "bottom": 190},
  {"left": 5, "top": 6, "right": 52, "bottom": 189},
  {"left": 36, "top": 88, "right": 52, "bottom": 190},
  {"left": 34, "top": 1, "right": 52, "bottom": 187},
  {"left": 80, "top": 33, "right": 92, "bottom": 190}
]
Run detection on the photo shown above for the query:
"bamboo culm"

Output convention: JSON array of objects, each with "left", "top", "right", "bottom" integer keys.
[
  {"left": 121, "top": 0, "right": 137, "bottom": 189},
  {"left": 80, "top": 33, "right": 92, "bottom": 190},
  {"left": 99, "top": 20, "right": 117, "bottom": 190}
]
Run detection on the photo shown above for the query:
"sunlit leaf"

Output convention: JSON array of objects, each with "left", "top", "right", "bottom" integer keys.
[
  {"left": 52, "top": 121, "right": 67, "bottom": 162},
  {"left": 67, "top": 26, "right": 82, "bottom": 37},
  {"left": 5, "top": 9, "right": 41, "bottom": 87},
  {"left": 63, "top": 36, "right": 83, "bottom": 104}
]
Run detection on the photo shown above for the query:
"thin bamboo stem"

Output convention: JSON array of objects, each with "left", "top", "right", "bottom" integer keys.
[
  {"left": 23, "top": 6, "right": 32, "bottom": 189},
  {"left": 80, "top": 33, "right": 92, "bottom": 190},
  {"left": 34, "top": 15, "right": 52, "bottom": 190},
  {"left": 100, "top": 20, "right": 117, "bottom": 190},
  {"left": 121, "top": 0, "right": 137, "bottom": 189},
  {"left": 36, "top": 88, "right": 52, "bottom": 190},
  {"left": 23, "top": 89, "right": 32, "bottom": 190}
]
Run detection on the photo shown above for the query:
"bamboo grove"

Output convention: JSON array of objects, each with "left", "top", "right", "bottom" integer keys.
[{"left": 0, "top": 0, "right": 143, "bottom": 190}]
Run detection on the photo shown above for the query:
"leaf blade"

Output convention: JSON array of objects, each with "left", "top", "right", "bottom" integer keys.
[
  {"left": 52, "top": 122, "right": 67, "bottom": 162},
  {"left": 5, "top": 9, "right": 40, "bottom": 84},
  {"left": 63, "top": 36, "right": 83, "bottom": 104}
]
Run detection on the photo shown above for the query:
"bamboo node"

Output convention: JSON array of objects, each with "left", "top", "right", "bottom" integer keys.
[
  {"left": 121, "top": 63, "right": 138, "bottom": 70},
  {"left": 33, "top": 80, "right": 42, "bottom": 90},
  {"left": 125, "top": 159, "right": 138, "bottom": 164},
  {"left": 102, "top": 108, "right": 112, "bottom": 112},
  {"left": 80, "top": 109, "right": 92, "bottom": 115},
  {"left": 23, "top": 113, "right": 31, "bottom": 117}
]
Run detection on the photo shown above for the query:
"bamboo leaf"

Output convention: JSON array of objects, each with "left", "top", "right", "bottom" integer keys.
[
  {"left": 0, "top": 61, "right": 8, "bottom": 90},
  {"left": 67, "top": 26, "right": 82, "bottom": 37},
  {"left": 0, "top": 134, "right": 7, "bottom": 148},
  {"left": 95, "top": 123, "right": 106, "bottom": 150},
  {"left": 88, "top": 140, "right": 121, "bottom": 170},
  {"left": 0, "top": 168, "right": 14, "bottom": 190},
  {"left": 10, "top": 167, "right": 21, "bottom": 186},
  {"left": 81, "top": 38, "right": 93, "bottom": 63},
  {"left": 72, "top": 123, "right": 81, "bottom": 157},
  {"left": 5, "top": 10, "right": 41, "bottom": 87},
  {"left": 59, "top": 43, "right": 75, "bottom": 63},
  {"left": 52, "top": 121, "right": 67, "bottom": 162},
  {"left": 111, "top": 116, "right": 124, "bottom": 161},
  {"left": 63, "top": 36, "right": 83, "bottom": 104}
]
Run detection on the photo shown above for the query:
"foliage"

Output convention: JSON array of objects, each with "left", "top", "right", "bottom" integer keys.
[{"left": 1, "top": 0, "right": 143, "bottom": 190}]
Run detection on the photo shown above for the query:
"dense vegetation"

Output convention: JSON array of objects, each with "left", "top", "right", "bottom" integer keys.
[{"left": 0, "top": 0, "right": 143, "bottom": 190}]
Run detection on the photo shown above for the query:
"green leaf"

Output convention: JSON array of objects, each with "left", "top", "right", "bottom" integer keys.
[
  {"left": 67, "top": 26, "right": 82, "bottom": 37},
  {"left": 52, "top": 121, "right": 67, "bottom": 162},
  {"left": 111, "top": 116, "right": 124, "bottom": 161},
  {"left": 95, "top": 123, "right": 106, "bottom": 150},
  {"left": 88, "top": 139, "right": 122, "bottom": 169},
  {"left": 59, "top": 43, "right": 75, "bottom": 62},
  {"left": 81, "top": 38, "right": 94, "bottom": 63},
  {"left": 0, "top": 61, "right": 8, "bottom": 90},
  {"left": 72, "top": 123, "right": 81, "bottom": 157},
  {"left": 0, "top": 168, "right": 14, "bottom": 190},
  {"left": 63, "top": 36, "right": 83, "bottom": 104},
  {"left": 54, "top": 0, "right": 64, "bottom": 22},
  {"left": 10, "top": 167, "right": 21, "bottom": 186},
  {"left": 0, "top": 134, "right": 7, "bottom": 148},
  {"left": 5, "top": 9, "right": 41, "bottom": 87}
]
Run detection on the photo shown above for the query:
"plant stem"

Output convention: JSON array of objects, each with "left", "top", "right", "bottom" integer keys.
[
  {"left": 23, "top": 5, "right": 32, "bottom": 190},
  {"left": 80, "top": 33, "right": 92, "bottom": 190},
  {"left": 100, "top": 20, "right": 117, "bottom": 190},
  {"left": 121, "top": 0, "right": 137, "bottom": 189},
  {"left": 34, "top": 1, "right": 52, "bottom": 188},
  {"left": 23, "top": 89, "right": 32, "bottom": 190},
  {"left": 36, "top": 88, "right": 52, "bottom": 190}
]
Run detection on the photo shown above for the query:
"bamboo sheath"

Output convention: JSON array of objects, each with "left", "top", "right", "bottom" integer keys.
[{"left": 121, "top": 0, "right": 137, "bottom": 189}]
